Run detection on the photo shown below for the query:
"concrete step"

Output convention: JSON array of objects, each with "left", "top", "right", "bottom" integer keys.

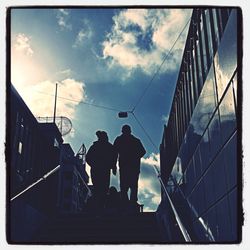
[{"left": 33, "top": 212, "right": 163, "bottom": 243}]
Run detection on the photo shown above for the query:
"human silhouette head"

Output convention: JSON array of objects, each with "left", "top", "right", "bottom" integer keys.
[
  {"left": 96, "top": 130, "right": 108, "bottom": 142},
  {"left": 122, "top": 125, "right": 131, "bottom": 135}
]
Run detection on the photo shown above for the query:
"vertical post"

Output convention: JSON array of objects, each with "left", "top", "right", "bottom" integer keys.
[{"left": 53, "top": 82, "right": 58, "bottom": 123}]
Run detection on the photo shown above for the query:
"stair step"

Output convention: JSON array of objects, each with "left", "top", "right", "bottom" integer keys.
[{"left": 32, "top": 212, "right": 162, "bottom": 243}]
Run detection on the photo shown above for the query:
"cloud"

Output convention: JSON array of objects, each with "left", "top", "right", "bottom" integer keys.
[
  {"left": 141, "top": 152, "right": 160, "bottom": 168},
  {"left": 102, "top": 9, "right": 192, "bottom": 77},
  {"left": 73, "top": 19, "right": 93, "bottom": 48},
  {"left": 162, "top": 114, "right": 169, "bottom": 124},
  {"left": 19, "top": 78, "right": 87, "bottom": 120},
  {"left": 56, "top": 9, "right": 72, "bottom": 30},
  {"left": 11, "top": 33, "right": 48, "bottom": 86},
  {"left": 139, "top": 153, "right": 161, "bottom": 211},
  {"left": 13, "top": 33, "right": 34, "bottom": 56}
]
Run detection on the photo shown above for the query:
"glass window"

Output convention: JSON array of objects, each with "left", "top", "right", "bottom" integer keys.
[
  {"left": 189, "top": 63, "right": 195, "bottom": 111},
  {"left": 200, "top": 130, "right": 210, "bottom": 172},
  {"left": 222, "top": 132, "right": 237, "bottom": 189},
  {"left": 208, "top": 110, "right": 221, "bottom": 161},
  {"left": 219, "top": 83, "right": 236, "bottom": 144},
  {"left": 196, "top": 38, "right": 203, "bottom": 91},
  {"left": 215, "top": 197, "right": 232, "bottom": 241},
  {"left": 232, "top": 72, "right": 237, "bottom": 107},
  {"left": 205, "top": 9, "right": 214, "bottom": 60},
  {"left": 189, "top": 179, "right": 206, "bottom": 216},
  {"left": 203, "top": 163, "right": 216, "bottom": 208},
  {"left": 192, "top": 48, "right": 199, "bottom": 101},
  {"left": 184, "top": 72, "right": 191, "bottom": 121},
  {"left": 211, "top": 152, "right": 227, "bottom": 202},
  {"left": 212, "top": 9, "right": 220, "bottom": 46},
  {"left": 186, "top": 158, "right": 196, "bottom": 196},
  {"left": 200, "top": 12, "right": 208, "bottom": 74},
  {"left": 214, "top": 10, "right": 237, "bottom": 101},
  {"left": 191, "top": 63, "right": 217, "bottom": 136},
  {"left": 194, "top": 146, "right": 202, "bottom": 180},
  {"left": 228, "top": 188, "right": 238, "bottom": 241}
]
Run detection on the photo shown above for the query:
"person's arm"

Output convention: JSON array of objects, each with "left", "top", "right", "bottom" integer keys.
[
  {"left": 138, "top": 140, "right": 146, "bottom": 158},
  {"left": 86, "top": 146, "right": 95, "bottom": 167}
]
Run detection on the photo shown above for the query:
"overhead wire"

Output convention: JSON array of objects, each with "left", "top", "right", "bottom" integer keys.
[
  {"left": 33, "top": 15, "right": 191, "bottom": 152},
  {"left": 131, "top": 16, "right": 192, "bottom": 113},
  {"left": 35, "top": 90, "right": 121, "bottom": 112}
]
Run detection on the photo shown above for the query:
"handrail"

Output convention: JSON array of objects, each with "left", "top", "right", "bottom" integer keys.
[
  {"left": 10, "top": 165, "right": 61, "bottom": 202},
  {"left": 153, "top": 165, "right": 192, "bottom": 242},
  {"left": 169, "top": 175, "right": 215, "bottom": 241},
  {"left": 75, "top": 169, "right": 92, "bottom": 199}
]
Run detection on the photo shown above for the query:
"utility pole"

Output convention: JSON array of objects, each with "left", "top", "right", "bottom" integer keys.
[{"left": 53, "top": 82, "right": 58, "bottom": 123}]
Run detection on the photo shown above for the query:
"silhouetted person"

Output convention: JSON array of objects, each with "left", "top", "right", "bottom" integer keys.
[
  {"left": 114, "top": 125, "right": 146, "bottom": 206},
  {"left": 86, "top": 131, "right": 117, "bottom": 212}
]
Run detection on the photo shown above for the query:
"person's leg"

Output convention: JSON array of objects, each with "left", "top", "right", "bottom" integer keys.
[
  {"left": 119, "top": 169, "right": 129, "bottom": 203},
  {"left": 130, "top": 172, "right": 139, "bottom": 203}
]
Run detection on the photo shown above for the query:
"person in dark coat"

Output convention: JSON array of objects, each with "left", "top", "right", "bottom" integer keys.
[
  {"left": 86, "top": 131, "right": 117, "bottom": 211},
  {"left": 113, "top": 125, "right": 146, "bottom": 205}
]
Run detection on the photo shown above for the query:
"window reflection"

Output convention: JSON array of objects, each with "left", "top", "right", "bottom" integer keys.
[
  {"left": 200, "top": 13, "right": 208, "bottom": 74},
  {"left": 200, "top": 130, "right": 210, "bottom": 172},
  {"left": 190, "top": 64, "right": 217, "bottom": 136},
  {"left": 171, "top": 157, "right": 183, "bottom": 185},
  {"left": 208, "top": 110, "right": 221, "bottom": 160},
  {"left": 214, "top": 10, "right": 237, "bottom": 101},
  {"left": 212, "top": 9, "right": 220, "bottom": 46},
  {"left": 194, "top": 146, "right": 202, "bottom": 180},
  {"left": 222, "top": 132, "right": 237, "bottom": 189},
  {"left": 205, "top": 9, "right": 214, "bottom": 60},
  {"left": 196, "top": 38, "right": 203, "bottom": 90},
  {"left": 219, "top": 83, "right": 236, "bottom": 144},
  {"left": 232, "top": 72, "right": 237, "bottom": 107}
]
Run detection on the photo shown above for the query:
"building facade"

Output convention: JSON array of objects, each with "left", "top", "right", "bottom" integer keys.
[
  {"left": 8, "top": 84, "right": 90, "bottom": 242},
  {"left": 157, "top": 8, "right": 241, "bottom": 242}
]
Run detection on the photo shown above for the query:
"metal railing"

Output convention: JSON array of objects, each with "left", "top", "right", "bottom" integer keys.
[
  {"left": 153, "top": 165, "right": 192, "bottom": 242},
  {"left": 169, "top": 175, "right": 215, "bottom": 242},
  {"left": 10, "top": 165, "right": 61, "bottom": 202},
  {"left": 11, "top": 163, "right": 92, "bottom": 205}
]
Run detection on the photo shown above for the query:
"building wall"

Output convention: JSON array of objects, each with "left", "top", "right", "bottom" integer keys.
[
  {"left": 159, "top": 8, "right": 241, "bottom": 242},
  {"left": 9, "top": 85, "right": 63, "bottom": 198}
]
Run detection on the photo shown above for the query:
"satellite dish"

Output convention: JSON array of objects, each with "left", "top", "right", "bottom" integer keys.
[
  {"left": 36, "top": 116, "right": 72, "bottom": 136},
  {"left": 55, "top": 116, "right": 72, "bottom": 136}
]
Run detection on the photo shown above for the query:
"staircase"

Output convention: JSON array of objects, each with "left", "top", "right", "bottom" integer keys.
[{"left": 32, "top": 212, "right": 163, "bottom": 244}]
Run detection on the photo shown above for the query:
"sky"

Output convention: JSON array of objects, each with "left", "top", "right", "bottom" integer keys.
[{"left": 10, "top": 7, "right": 192, "bottom": 211}]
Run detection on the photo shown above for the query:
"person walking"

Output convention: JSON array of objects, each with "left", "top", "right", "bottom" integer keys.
[
  {"left": 86, "top": 131, "right": 117, "bottom": 213},
  {"left": 114, "top": 125, "right": 146, "bottom": 207}
]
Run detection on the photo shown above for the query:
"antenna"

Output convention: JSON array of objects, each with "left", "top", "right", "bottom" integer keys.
[
  {"left": 36, "top": 116, "right": 72, "bottom": 136},
  {"left": 53, "top": 82, "right": 58, "bottom": 123}
]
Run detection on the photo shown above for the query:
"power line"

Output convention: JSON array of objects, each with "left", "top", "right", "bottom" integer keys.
[
  {"left": 131, "top": 16, "right": 192, "bottom": 113},
  {"left": 131, "top": 111, "right": 158, "bottom": 151},
  {"left": 35, "top": 90, "right": 121, "bottom": 112},
  {"left": 34, "top": 16, "right": 192, "bottom": 154}
]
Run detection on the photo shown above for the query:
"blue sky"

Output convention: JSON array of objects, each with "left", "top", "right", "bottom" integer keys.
[{"left": 11, "top": 7, "right": 192, "bottom": 211}]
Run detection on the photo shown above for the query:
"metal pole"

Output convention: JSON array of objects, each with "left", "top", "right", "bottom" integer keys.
[{"left": 53, "top": 83, "right": 58, "bottom": 123}]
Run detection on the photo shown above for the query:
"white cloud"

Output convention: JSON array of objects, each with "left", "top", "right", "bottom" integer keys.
[
  {"left": 139, "top": 153, "right": 161, "bottom": 211},
  {"left": 13, "top": 33, "right": 34, "bottom": 56},
  {"left": 11, "top": 33, "right": 48, "bottom": 86},
  {"left": 141, "top": 152, "right": 160, "bottom": 167},
  {"left": 56, "top": 9, "right": 72, "bottom": 30},
  {"left": 73, "top": 21, "right": 93, "bottom": 48},
  {"left": 19, "top": 78, "right": 87, "bottom": 120},
  {"left": 102, "top": 9, "right": 192, "bottom": 77},
  {"left": 162, "top": 114, "right": 169, "bottom": 124}
]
